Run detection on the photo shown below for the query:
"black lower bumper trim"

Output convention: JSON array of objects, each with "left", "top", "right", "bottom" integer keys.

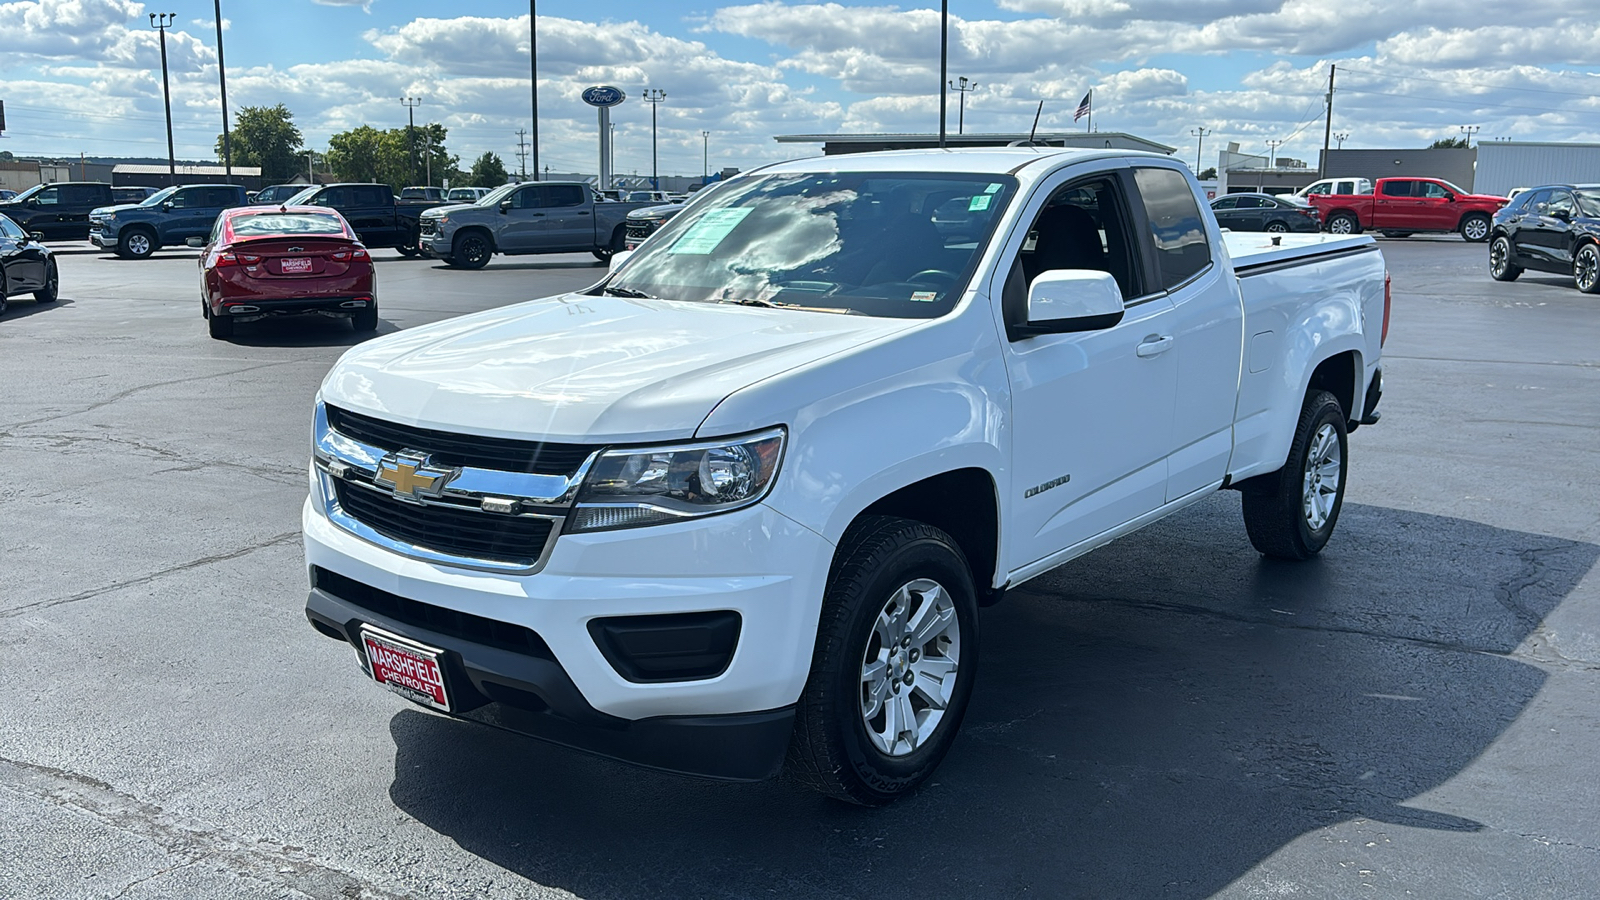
[{"left": 305, "top": 584, "right": 794, "bottom": 782}]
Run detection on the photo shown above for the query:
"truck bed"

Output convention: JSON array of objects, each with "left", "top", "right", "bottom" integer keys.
[{"left": 1223, "top": 231, "right": 1375, "bottom": 271}]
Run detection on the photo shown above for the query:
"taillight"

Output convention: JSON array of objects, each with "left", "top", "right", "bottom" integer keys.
[
  {"left": 216, "top": 252, "right": 239, "bottom": 268},
  {"left": 331, "top": 248, "right": 368, "bottom": 261},
  {"left": 1381, "top": 270, "right": 1392, "bottom": 346},
  {"left": 353, "top": 247, "right": 368, "bottom": 259},
  {"left": 239, "top": 254, "right": 260, "bottom": 264},
  {"left": 331, "top": 250, "right": 350, "bottom": 260}
]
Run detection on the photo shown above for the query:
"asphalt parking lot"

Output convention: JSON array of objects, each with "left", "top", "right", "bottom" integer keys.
[{"left": 2, "top": 238, "right": 1597, "bottom": 899}]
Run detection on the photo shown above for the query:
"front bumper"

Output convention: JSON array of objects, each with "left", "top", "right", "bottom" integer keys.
[
  {"left": 418, "top": 228, "right": 452, "bottom": 259},
  {"left": 89, "top": 227, "right": 117, "bottom": 248},
  {"left": 302, "top": 497, "right": 833, "bottom": 775}
]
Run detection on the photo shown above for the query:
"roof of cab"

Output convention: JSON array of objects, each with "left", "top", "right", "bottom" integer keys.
[{"left": 754, "top": 147, "right": 1177, "bottom": 178}]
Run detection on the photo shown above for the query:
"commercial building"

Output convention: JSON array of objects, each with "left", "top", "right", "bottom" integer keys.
[
  {"left": 1321, "top": 147, "right": 1477, "bottom": 191},
  {"left": 1474, "top": 141, "right": 1600, "bottom": 196}
]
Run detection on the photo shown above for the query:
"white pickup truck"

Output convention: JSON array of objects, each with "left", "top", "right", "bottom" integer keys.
[{"left": 304, "top": 148, "right": 1388, "bottom": 805}]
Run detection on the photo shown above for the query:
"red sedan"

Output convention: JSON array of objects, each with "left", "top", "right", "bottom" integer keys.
[{"left": 199, "top": 206, "right": 377, "bottom": 340}]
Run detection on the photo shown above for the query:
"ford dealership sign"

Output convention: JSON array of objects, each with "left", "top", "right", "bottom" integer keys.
[{"left": 581, "top": 86, "right": 626, "bottom": 108}]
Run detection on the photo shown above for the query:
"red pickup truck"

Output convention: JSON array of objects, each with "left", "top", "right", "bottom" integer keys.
[{"left": 1308, "top": 177, "right": 1507, "bottom": 242}]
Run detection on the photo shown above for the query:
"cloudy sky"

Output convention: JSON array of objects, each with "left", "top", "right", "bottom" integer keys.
[{"left": 3, "top": 0, "right": 1599, "bottom": 177}]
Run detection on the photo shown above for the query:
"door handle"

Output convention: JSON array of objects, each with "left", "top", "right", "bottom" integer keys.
[
  {"left": 531, "top": 212, "right": 546, "bottom": 217},
  {"left": 576, "top": 211, "right": 591, "bottom": 216},
  {"left": 1136, "top": 335, "right": 1173, "bottom": 358}
]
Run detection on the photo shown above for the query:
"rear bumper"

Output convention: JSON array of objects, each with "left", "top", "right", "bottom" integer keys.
[
  {"left": 215, "top": 295, "right": 373, "bottom": 323},
  {"left": 305, "top": 583, "right": 795, "bottom": 781}
]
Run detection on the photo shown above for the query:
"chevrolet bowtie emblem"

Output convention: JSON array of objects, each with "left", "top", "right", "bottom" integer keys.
[{"left": 374, "top": 451, "right": 457, "bottom": 502}]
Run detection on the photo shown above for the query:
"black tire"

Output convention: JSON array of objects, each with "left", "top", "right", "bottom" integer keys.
[
  {"left": 34, "top": 260, "right": 59, "bottom": 302},
  {"left": 117, "top": 228, "right": 157, "bottom": 260},
  {"left": 351, "top": 305, "right": 379, "bottom": 332},
  {"left": 1264, "top": 221, "right": 1289, "bottom": 234},
  {"left": 451, "top": 231, "right": 492, "bottom": 270},
  {"left": 592, "top": 227, "right": 626, "bottom": 263},
  {"left": 1574, "top": 243, "right": 1600, "bottom": 294},
  {"left": 396, "top": 243, "right": 419, "bottom": 258},
  {"left": 1489, "top": 236, "right": 1523, "bottom": 282},
  {"left": 787, "top": 516, "right": 980, "bottom": 806},
  {"left": 207, "top": 310, "right": 234, "bottom": 340},
  {"left": 1240, "top": 390, "right": 1348, "bottom": 560},
  {"left": 1459, "top": 213, "right": 1491, "bottom": 243},
  {"left": 0, "top": 275, "right": 9, "bottom": 317},
  {"left": 1326, "top": 212, "right": 1359, "bottom": 235}
]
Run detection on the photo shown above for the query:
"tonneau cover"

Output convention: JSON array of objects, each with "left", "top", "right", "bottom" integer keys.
[{"left": 1223, "top": 231, "right": 1375, "bottom": 270}]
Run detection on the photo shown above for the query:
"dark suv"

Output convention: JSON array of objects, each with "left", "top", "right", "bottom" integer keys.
[
  {"left": 89, "top": 184, "right": 249, "bottom": 259},
  {"left": 0, "top": 182, "right": 115, "bottom": 241}
]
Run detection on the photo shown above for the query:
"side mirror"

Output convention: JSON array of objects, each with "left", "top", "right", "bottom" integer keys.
[
  {"left": 1443, "top": 193, "right": 1456, "bottom": 202},
  {"left": 1017, "top": 270, "right": 1125, "bottom": 337},
  {"left": 162, "top": 201, "right": 175, "bottom": 210},
  {"left": 29, "top": 232, "right": 45, "bottom": 242},
  {"left": 185, "top": 236, "right": 205, "bottom": 248},
  {"left": 499, "top": 199, "right": 513, "bottom": 214},
  {"left": 1553, "top": 208, "right": 1572, "bottom": 222},
  {"left": 608, "top": 250, "right": 635, "bottom": 273}
]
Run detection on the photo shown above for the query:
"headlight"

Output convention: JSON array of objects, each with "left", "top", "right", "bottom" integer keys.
[
  {"left": 434, "top": 215, "right": 448, "bottom": 225},
  {"left": 568, "top": 427, "right": 785, "bottom": 533}
]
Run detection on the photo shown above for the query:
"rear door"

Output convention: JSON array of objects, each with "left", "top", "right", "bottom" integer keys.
[
  {"left": 1130, "top": 166, "right": 1244, "bottom": 500},
  {"left": 1210, "top": 195, "right": 1243, "bottom": 229},
  {"left": 163, "top": 187, "right": 215, "bottom": 243},
  {"left": 1373, "top": 180, "right": 1422, "bottom": 229},
  {"left": 1525, "top": 189, "right": 1577, "bottom": 266},
  {"left": 342, "top": 185, "right": 400, "bottom": 246},
  {"left": 1232, "top": 195, "right": 1269, "bottom": 231},
  {"left": 538, "top": 184, "right": 596, "bottom": 249}
]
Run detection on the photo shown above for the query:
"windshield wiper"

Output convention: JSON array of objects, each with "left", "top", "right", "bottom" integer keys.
[
  {"left": 603, "top": 286, "right": 658, "bottom": 299},
  {"left": 726, "top": 296, "right": 859, "bottom": 315}
]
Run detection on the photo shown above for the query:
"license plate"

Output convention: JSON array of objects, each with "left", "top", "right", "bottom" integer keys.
[
  {"left": 280, "top": 257, "right": 313, "bottom": 273},
  {"left": 360, "top": 627, "right": 451, "bottom": 711}
]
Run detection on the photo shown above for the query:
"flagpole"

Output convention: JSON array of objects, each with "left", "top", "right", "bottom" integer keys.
[{"left": 1087, "top": 89, "right": 1092, "bottom": 133}]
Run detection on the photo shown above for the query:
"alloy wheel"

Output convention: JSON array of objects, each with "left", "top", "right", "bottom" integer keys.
[
  {"left": 859, "top": 578, "right": 960, "bottom": 757},
  {"left": 1266, "top": 222, "right": 1288, "bottom": 233},
  {"left": 126, "top": 233, "right": 151, "bottom": 257},
  {"left": 1463, "top": 217, "right": 1489, "bottom": 241},
  {"left": 1328, "top": 216, "right": 1354, "bottom": 235},
  {"left": 1577, "top": 246, "right": 1599, "bottom": 292},
  {"left": 1491, "top": 238, "right": 1510, "bottom": 277},
  {"left": 1301, "top": 423, "right": 1342, "bottom": 531}
]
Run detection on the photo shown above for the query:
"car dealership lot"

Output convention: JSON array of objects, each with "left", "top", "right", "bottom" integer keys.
[{"left": 2, "top": 241, "right": 1597, "bottom": 898}]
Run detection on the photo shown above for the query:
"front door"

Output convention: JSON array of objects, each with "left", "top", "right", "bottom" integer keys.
[
  {"left": 998, "top": 169, "right": 1179, "bottom": 572},
  {"left": 1526, "top": 190, "right": 1577, "bottom": 267},
  {"left": 494, "top": 185, "right": 546, "bottom": 252}
]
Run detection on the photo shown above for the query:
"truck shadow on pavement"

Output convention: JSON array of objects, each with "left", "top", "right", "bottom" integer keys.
[
  {"left": 386, "top": 495, "right": 1596, "bottom": 899},
  {"left": 224, "top": 316, "right": 392, "bottom": 348}
]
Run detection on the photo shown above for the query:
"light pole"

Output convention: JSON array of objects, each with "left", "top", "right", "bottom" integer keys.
[
  {"left": 1333, "top": 131, "right": 1349, "bottom": 150},
  {"left": 701, "top": 130, "right": 710, "bottom": 181},
  {"left": 949, "top": 76, "right": 977, "bottom": 135},
  {"left": 938, "top": 0, "right": 948, "bottom": 148},
  {"left": 1459, "top": 124, "right": 1480, "bottom": 148},
  {"left": 400, "top": 97, "right": 421, "bottom": 185},
  {"left": 1265, "top": 139, "right": 1284, "bottom": 168},
  {"left": 643, "top": 88, "right": 666, "bottom": 189},
  {"left": 529, "top": 0, "right": 539, "bottom": 180},
  {"left": 213, "top": 1, "right": 232, "bottom": 182},
  {"left": 1191, "top": 126, "right": 1211, "bottom": 174},
  {"left": 149, "top": 13, "right": 177, "bottom": 181}
]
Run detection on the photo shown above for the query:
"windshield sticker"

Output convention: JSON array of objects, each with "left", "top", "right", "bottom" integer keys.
[
  {"left": 910, "top": 291, "right": 938, "bottom": 302},
  {"left": 668, "top": 207, "right": 754, "bottom": 255},
  {"left": 984, "top": 183, "right": 1004, "bottom": 194},
  {"left": 968, "top": 194, "right": 993, "bottom": 212}
]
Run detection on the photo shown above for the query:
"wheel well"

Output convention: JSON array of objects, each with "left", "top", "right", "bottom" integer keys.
[
  {"left": 1459, "top": 211, "right": 1490, "bottom": 227},
  {"left": 856, "top": 468, "right": 1000, "bottom": 599},
  {"left": 1306, "top": 350, "right": 1359, "bottom": 418},
  {"left": 454, "top": 226, "right": 496, "bottom": 251}
]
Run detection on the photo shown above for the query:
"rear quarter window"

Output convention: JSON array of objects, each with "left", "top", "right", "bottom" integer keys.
[{"left": 1132, "top": 167, "right": 1212, "bottom": 290}]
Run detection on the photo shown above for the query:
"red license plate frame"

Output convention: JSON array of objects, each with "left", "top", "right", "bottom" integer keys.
[
  {"left": 280, "top": 256, "right": 314, "bottom": 274},
  {"left": 360, "top": 627, "right": 451, "bottom": 712}
]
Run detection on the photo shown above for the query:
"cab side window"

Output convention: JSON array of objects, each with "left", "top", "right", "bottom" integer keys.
[
  {"left": 1546, "top": 191, "right": 1575, "bottom": 218},
  {"left": 167, "top": 189, "right": 195, "bottom": 209},
  {"left": 35, "top": 187, "right": 59, "bottom": 206},
  {"left": 1001, "top": 174, "right": 1145, "bottom": 336},
  {"left": 541, "top": 185, "right": 586, "bottom": 208},
  {"left": 512, "top": 186, "right": 543, "bottom": 209},
  {"left": 1211, "top": 196, "right": 1239, "bottom": 210},
  {"left": 1303, "top": 183, "right": 1330, "bottom": 196},
  {"left": 1381, "top": 181, "right": 1415, "bottom": 198},
  {"left": 1132, "top": 167, "right": 1212, "bottom": 290},
  {"left": 1417, "top": 182, "right": 1450, "bottom": 199}
]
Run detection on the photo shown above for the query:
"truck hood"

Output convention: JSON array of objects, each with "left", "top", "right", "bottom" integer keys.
[
  {"left": 420, "top": 203, "right": 480, "bottom": 218},
  {"left": 320, "top": 293, "right": 910, "bottom": 443},
  {"left": 90, "top": 204, "right": 144, "bottom": 217}
]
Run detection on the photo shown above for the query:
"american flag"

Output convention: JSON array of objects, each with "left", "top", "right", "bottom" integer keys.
[{"left": 1073, "top": 91, "right": 1092, "bottom": 122}]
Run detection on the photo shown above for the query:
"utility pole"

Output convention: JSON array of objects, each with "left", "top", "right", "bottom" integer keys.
[
  {"left": 1190, "top": 126, "right": 1211, "bottom": 174},
  {"left": 1318, "top": 64, "right": 1336, "bottom": 179},
  {"left": 1266, "top": 139, "right": 1284, "bottom": 168},
  {"left": 949, "top": 76, "right": 977, "bottom": 135},
  {"left": 150, "top": 13, "right": 177, "bottom": 181},
  {"left": 400, "top": 97, "right": 421, "bottom": 185},
  {"left": 701, "top": 130, "right": 710, "bottom": 180},
  {"left": 515, "top": 129, "right": 529, "bottom": 179},
  {"left": 1459, "top": 124, "right": 1481, "bottom": 148},
  {"left": 213, "top": 0, "right": 232, "bottom": 182},
  {"left": 938, "top": 0, "right": 948, "bottom": 148},
  {"left": 529, "top": 0, "right": 539, "bottom": 180},
  {"left": 643, "top": 88, "right": 666, "bottom": 189}
]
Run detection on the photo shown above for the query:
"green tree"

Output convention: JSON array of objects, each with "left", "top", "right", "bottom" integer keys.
[
  {"left": 1199, "top": 166, "right": 1217, "bottom": 180},
  {"left": 467, "top": 152, "right": 509, "bottom": 188},
  {"left": 1429, "top": 136, "right": 1469, "bottom": 149},
  {"left": 327, "top": 123, "right": 460, "bottom": 188},
  {"left": 218, "top": 104, "right": 303, "bottom": 182}
]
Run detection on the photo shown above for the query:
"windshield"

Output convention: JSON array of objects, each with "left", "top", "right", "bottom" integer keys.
[
  {"left": 10, "top": 184, "right": 47, "bottom": 202},
  {"left": 478, "top": 183, "right": 520, "bottom": 206},
  {"left": 139, "top": 186, "right": 180, "bottom": 207},
  {"left": 1575, "top": 190, "right": 1600, "bottom": 217},
  {"left": 1438, "top": 180, "right": 1469, "bottom": 196},
  {"left": 606, "top": 172, "right": 1017, "bottom": 318}
]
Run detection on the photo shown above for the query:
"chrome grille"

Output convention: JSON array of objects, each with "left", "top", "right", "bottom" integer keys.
[
  {"left": 333, "top": 480, "right": 554, "bottom": 566},
  {"left": 326, "top": 405, "right": 595, "bottom": 476}
]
